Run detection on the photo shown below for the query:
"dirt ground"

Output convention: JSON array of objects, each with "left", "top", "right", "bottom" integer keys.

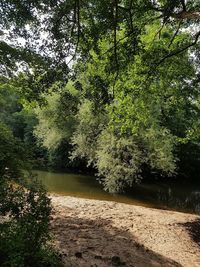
[{"left": 50, "top": 195, "right": 200, "bottom": 267}]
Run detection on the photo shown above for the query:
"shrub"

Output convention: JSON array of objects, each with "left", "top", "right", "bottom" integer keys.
[
  {"left": 0, "top": 176, "right": 62, "bottom": 267},
  {"left": 0, "top": 123, "right": 62, "bottom": 267}
]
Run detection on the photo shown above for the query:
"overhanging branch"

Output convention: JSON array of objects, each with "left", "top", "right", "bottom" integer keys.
[
  {"left": 149, "top": 4, "right": 200, "bottom": 20},
  {"left": 157, "top": 31, "right": 200, "bottom": 66},
  {"left": 171, "top": 11, "right": 200, "bottom": 20}
]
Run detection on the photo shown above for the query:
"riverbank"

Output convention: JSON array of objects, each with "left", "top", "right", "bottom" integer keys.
[{"left": 50, "top": 195, "right": 200, "bottom": 267}]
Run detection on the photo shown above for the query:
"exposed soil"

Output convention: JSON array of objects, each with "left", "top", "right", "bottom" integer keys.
[{"left": 50, "top": 195, "right": 200, "bottom": 267}]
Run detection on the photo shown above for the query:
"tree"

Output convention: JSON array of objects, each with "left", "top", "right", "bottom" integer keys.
[
  {"left": 35, "top": 25, "right": 200, "bottom": 192},
  {"left": 0, "top": 1, "right": 200, "bottom": 193},
  {"left": 1, "top": 1, "right": 199, "bottom": 76},
  {"left": 0, "top": 67, "right": 62, "bottom": 267}
]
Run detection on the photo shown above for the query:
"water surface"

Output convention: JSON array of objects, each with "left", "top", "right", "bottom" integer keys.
[{"left": 35, "top": 170, "right": 200, "bottom": 214}]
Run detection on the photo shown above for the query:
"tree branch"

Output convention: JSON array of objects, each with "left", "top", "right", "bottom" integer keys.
[
  {"left": 171, "top": 11, "right": 200, "bottom": 20},
  {"left": 153, "top": 22, "right": 166, "bottom": 41},
  {"left": 113, "top": 0, "right": 119, "bottom": 100},
  {"left": 180, "top": 0, "right": 186, "bottom": 11},
  {"left": 129, "top": 0, "right": 134, "bottom": 34},
  {"left": 168, "top": 21, "right": 182, "bottom": 48},
  {"left": 149, "top": 4, "right": 200, "bottom": 20},
  {"left": 157, "top": 31, "right": 200, "bottom": 66},
  {"left": 66, "top": 0, "right": 81, "bottom": 65}
]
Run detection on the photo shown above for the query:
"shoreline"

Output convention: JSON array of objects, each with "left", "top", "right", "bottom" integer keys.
[
  {"left": 49, "top": 192, "right": 199, "bottom": 216},
  {"left": 50, "top": 195, "right": 200, "bottom": 267}
]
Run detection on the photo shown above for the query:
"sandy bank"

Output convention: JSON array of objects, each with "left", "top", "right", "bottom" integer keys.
[{"left": 50, "top": 195, "right": 200, "bottom": 267}]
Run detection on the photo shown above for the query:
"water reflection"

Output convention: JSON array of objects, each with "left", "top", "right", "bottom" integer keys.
[
  {"left": 35, "top": 170, "right": 200, "bottom": 214},
  {"left": 156, "top": 185, "right": 200, "bottom": 213}
]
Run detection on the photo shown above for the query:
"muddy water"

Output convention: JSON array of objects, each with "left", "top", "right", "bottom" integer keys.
[{"left": 35, "top": 170, "right": 200, "bottom": 214}]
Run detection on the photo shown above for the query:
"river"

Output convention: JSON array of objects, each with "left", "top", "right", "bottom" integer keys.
[{"left": 35, "top": 170, "right": 200, "bottom": 214}]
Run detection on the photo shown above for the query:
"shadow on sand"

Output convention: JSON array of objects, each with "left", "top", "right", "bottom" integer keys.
[
  {"left": 51, "top": 213, "right": 182, "bottom": 267},
  {"left": 178, "top": 218, "right": 200, "bottom": 247}
]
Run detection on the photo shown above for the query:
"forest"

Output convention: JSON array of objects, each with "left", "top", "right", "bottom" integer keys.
[{"left": 0, "top": 0, "right": 200, "bottom": 266}]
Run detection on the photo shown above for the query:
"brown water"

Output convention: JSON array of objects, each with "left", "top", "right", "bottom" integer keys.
[{"left": 35, "top": 170, "right": 200, "bottom": 214}]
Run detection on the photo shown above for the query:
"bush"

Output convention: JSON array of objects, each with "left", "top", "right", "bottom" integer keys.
[
  {"left": 0, "top": 178, "right": 62, "bottom": 267},
  {"left": 0, "top": 176, "right": 62, "bottom": 267},
  {"left": 0, "top": 123, "right": 62, "bottom": 267}
]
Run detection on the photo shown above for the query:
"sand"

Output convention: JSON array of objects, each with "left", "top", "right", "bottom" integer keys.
[{"left": 50, "top": 195, "right": 200, "bottom": 267}]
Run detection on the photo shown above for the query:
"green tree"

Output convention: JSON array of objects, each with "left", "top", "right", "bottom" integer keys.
[
  {"left": 1, "top": 0, "right": 199, "bottom": 193},
  {"left": 35, "top": 24, "right": 200, "bottom": 192},
  {"left": 0, "top": 80, "right": 62, "bottom": 267}
]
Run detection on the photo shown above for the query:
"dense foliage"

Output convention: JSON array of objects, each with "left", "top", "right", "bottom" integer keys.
[
  {"left": 35, "top": 25, "right": 200, "bottom": 192},
  {"left": 0, "top": 2, "right": 200, "bottom": 189},
  {"left": 0, "top": 120, "right": 62, "bottom": 266},
  {"left": 0, "top": 60, "right": 61, "bottom": 267},
  {"left": 0, "top": 1, "right": 199, "bottom": 263}
]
